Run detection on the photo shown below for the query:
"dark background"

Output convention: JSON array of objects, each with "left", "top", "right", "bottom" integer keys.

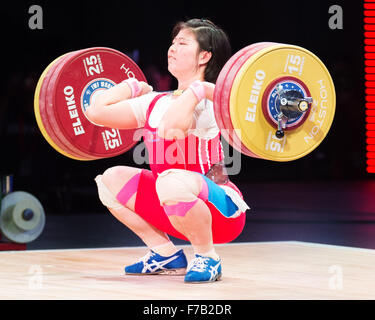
[{"left": 0, "top": 0, "right": 366, "bottom": 216}]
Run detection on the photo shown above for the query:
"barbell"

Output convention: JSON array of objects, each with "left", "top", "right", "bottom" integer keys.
[
  {"left": 0, "top": 174, "right": 46, "bottom": 244},
  {"left": 34, "top": 44, "right": 335, "bottom": 162}
]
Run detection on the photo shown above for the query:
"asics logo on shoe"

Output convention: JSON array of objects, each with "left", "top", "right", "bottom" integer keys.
[
  {"left": 142, "top": 255, "right": 179, "bottom": 273},
  {"left": 209, "top": 263, "right": 220, "bottom": 281}
]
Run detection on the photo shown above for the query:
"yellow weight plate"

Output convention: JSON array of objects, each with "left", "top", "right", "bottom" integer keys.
[
  {"left": 34, "top": 54, "right": 87, "bottom": 160},
  {"left": 229, "top": 43, "right": 336, "bottom": 161}
]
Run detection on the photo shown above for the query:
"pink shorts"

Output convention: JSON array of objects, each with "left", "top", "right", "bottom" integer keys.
[{"left": 133, "top": 169, "right": 246, "bottom": 244}]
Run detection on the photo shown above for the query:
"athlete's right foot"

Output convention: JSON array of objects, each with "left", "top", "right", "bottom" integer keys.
[{"left": 125, "top": 249, "right": 187, "bottom": 275}]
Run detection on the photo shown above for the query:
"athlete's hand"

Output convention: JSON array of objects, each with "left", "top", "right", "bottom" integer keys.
[{"left": 139, "top": 81, "right": 153, "bottom": 96}]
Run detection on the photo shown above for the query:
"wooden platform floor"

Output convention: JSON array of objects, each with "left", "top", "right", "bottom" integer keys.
[{"left": 0, "top": 241, "right": 374, "bottom": 300}]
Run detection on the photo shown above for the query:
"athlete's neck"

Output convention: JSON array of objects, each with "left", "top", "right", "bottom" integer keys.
[{"left": 177, "top": 75, "right": 204, "bottom": 91}]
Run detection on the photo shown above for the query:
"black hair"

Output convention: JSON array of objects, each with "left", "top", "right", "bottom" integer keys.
[{"left": 171, "top": 18, "right": 232, "bottom": 83}]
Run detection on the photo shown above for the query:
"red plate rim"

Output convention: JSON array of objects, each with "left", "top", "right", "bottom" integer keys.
[
  {"left": 48, "top": 47, "right": 146, "bottom": 158},
  {"left": 217, "top": 43, "right": 277, "bottom": 157},
  {"left": 40, "top": 50, "right": 98, "bottom": 159}
]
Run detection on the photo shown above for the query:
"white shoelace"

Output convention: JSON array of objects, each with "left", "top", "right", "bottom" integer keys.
[
  {"left": 187, "top": 256, "right": 209, "bottom": 272},
  {"left": 139, "top": 251, "right": 155, "bottom": 264}
]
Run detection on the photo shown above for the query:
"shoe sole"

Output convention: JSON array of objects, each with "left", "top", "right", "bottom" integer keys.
[
  {"left": 184, "top": 273, "right": 222, "bottom": 284},
  {"left": 125, "top": 268, "right": 187, "bottom": 276}
]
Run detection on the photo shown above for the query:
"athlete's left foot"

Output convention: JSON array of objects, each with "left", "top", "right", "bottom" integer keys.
[
  {"left": 184, "top": 254, "right": 222, "bottom": 283},
  {"left": 125, "top": 249, "right": 187, "bottom": 275}
]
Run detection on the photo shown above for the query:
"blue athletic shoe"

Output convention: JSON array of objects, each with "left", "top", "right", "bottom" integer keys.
[
  {"left": 184, "top": 254, "right": 222, "bottom": 283},
  {"left": 125, "top": 249, "right": 187, "bottom": 275}
]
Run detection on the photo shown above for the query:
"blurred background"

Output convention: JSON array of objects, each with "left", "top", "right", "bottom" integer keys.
[{"left": 0, "top": 1, "right": 371, "bottom": 250}]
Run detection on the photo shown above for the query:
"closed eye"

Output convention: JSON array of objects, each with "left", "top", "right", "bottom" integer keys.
[
  {"left": 172, "top": 41, "right": 188, "bottom": 46},
  {"left": 172, "top": 37, "right": 190, "bottom": 46}
]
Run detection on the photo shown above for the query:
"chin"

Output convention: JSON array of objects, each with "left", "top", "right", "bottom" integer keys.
[{"left": 167, "top": 64, "right": 179, "bottom": 79}]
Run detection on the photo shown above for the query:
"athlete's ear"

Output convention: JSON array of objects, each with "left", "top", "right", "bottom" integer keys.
[{"left": 198, "top": 50, "right": 212, "bottom": 66}]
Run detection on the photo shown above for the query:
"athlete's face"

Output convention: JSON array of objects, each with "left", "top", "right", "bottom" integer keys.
[{"left": 167, "top": 28, "right": 201, "bottom": 80}]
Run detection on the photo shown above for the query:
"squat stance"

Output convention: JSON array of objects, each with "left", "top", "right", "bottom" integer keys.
[{"left": 87, "top": 18, "right": 249, "bottom": 283}]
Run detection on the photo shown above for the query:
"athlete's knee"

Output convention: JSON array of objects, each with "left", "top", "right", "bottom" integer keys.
[
  {"left": 155, "top": 169, "right": 198, "bottom": 204},
  {"left": 95, "top": 167, "right": 142, "bottom": 209},
  {"left": 94, "top": 174, "right": 124, "bottom": 210},
  {"left": 101, "top": 166, "right": 125, "bottom": 186},
  {"left": 155, "top": 169, "right": 208, "bottom": 216}
]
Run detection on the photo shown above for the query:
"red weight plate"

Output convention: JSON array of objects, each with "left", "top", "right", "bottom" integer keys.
[
  {"left": 220, "top": 43, "right": 278, "bottom": 157},
  {"left": 216, "top": 43, "right": 276, "bottom": 157},
  {"left": 35, "top": 54, "right": 75, "bottom": 158},
  {"left": 215, "top": 43, "right": 264, "bottom": 155},
  {"left": 46, "top": 47, "right": 146, "bottom": 159},
  {"left": 214, "top": 44, "right": 255, "bottom": 152},
  {"left": 39, "top": 50, "right": 96, "bottom": 160},
  {"left": 215, "top": 44, "right": 264, "bottom": 155},
  {"left": 222, "top": 43, "right": 277, "bottom": 157}
]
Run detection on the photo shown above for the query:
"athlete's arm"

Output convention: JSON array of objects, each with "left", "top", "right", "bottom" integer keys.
[
  {"left": 85, "top": 81, "right": 152, "bottom": 129},
  {"left": 158, "top": 82, "right": 214, "bottom": 139}
]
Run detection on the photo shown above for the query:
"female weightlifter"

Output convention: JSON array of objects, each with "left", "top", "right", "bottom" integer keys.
[{"left": 86, "top": 18, "right": 250, "bottom": 283}]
